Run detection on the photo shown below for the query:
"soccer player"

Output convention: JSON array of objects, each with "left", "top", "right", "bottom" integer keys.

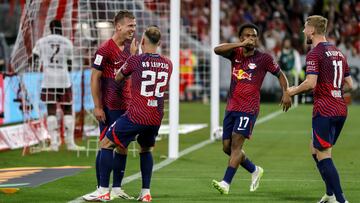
[
  {"left": 82, "top": 10, "right": 136, "bottom": 201},
  {"left": 212, "top": 23, "right": 292, "bottom": 194},
  {"left": 84, "top": 25, "right": 172, "bottom": 202},
  {"left": 32, "top": 20, "right": 84, "bottom": 151},
  {"left": 287, "top": 15, "right": 352, "bottom": 203}
]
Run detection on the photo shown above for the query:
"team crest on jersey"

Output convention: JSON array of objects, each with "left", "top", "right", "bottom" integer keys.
[
  {"left": 248, "top": 63, "right": 256, "bottom": 70},
  {"left": 232, "top": 69, "right": 252, "bottom": 81}
]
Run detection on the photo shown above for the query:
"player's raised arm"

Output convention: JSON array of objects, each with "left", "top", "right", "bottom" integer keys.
[
  {"left": 91, "top": 69, "right": 106, "bottom": 123},
  {"left": 214, "top": 43, "right": 241, "bottom": 58},
  {"left": 115, "top": 56, "right": 135, "bottom": 82},
  {"left": 214, "top": 39, "right": 253, "bottom": 59},
  {"left": 277, "top": 70, "right": 292, "bottom": 112}
]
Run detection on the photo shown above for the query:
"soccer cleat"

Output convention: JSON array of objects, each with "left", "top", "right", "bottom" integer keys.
[
  {"left": 317, "top": 194, "right": 336, "bottom": 203},
  {"left": 137, "top": 193, "right": 152, "bottom": 202},
  {"left": 250, "top": 166, "right": 264, "bottom": 192},
  {"left": 212, "top": 180, "right": 229, "bottom": 195},
  {"left": 82, "top": 188, "right": 110, "bottom": 202},
  {"left": 110, "top": 187, "right": 134, "bottom": 200}
]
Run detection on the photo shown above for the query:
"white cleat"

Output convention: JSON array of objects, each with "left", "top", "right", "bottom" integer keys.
[
  {"left": 250, "top": 166, "right": 264, "bottom": 192},
  {"left": 110, "top": 187, "right": 134, "bottom": 200},
  {"left": 137, "top": 193, "right": 152, "bottom": 202},
  {"left": 82, "top": 188, "right": 110, "bottom": 202},
  {"left": 211, "top": 180, "right": 229, "bottom": 195},
  {"left": 317, "top": 194, "right": 337, "bottom": 203}
]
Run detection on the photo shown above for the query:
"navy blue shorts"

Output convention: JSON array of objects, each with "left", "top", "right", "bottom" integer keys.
[
  {"left": 99, "top": 107, "right": 125, "bottom": 141},
  {"left": 105, "top": 115, "right": 160, "bottom": 148},
  {"left": 312, "top": 115, "right": 346, "bottom": 150},
  {"left": 222, "top": 111, "right": 257, "bottom": 140}
]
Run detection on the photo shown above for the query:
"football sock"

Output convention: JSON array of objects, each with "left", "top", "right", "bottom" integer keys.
[
  {"left": 240, "top": 158, "right": 256, "bottom": 173},
  {"left": 223, "top": 166, "right": 237, "bottom": 184},
  {"left": 112, "top": 152, "right": 127, "bottom": 187},
  {"left": 47, "top": 115, "right": 59, "bottom": 146},
  {"left": 318, "top": 158, "right": 346, "bottom": 203},
  {"left": 95, "top": 150, "right": 101, "bottom": 187},
  {"left": 99, "top": 148, "right": 113, "bottom": 188},
  {"left": 140, "top": 151, "right": 153, "bottom": 189},
  {"left": 312, "top": 154, "right": 333, "bottom": 196}
]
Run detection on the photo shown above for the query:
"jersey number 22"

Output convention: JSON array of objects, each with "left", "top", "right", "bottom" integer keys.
[{"left": 141, "top": 70, "right": 168, "bottom": 97}]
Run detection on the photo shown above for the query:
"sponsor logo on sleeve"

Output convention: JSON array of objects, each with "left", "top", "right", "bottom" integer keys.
[
  {"left": 306, "top": 61, "right": 316, "bottom": 71},
  {"left": 94, "top": 54, "right": 103, "bottom": 66}
]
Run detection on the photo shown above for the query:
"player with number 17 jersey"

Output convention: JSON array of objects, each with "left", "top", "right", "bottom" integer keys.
[
  {"left": 121, "top": 53, "right": 173, "bottom": 126},
  {"left": 306, "top": 42, "right": 350, "bottom": 117}
]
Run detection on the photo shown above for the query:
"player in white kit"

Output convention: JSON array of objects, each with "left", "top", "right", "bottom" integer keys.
[{"left": 32, "top": 20, "right": 84, "bottom": 151}]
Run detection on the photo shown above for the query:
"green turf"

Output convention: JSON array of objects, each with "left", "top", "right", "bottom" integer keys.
[{"left": 1, "top": 103, "right": 359, "bottom": 203}]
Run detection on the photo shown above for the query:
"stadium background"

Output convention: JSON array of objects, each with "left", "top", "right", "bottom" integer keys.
[{"left": 0, "top": 0, "right": 359, "bottom": 202}]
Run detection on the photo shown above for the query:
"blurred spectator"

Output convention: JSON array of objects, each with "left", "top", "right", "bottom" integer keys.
[
  {"left": 179, "top": 48, "right": 197, "bottom": 101},
  {"left": 145, "top": 0, "right": 360, "bottom": 57},
  {"left": 0, "top": 33, "right": 9, "bottom": 72},
  {"left": 278, "top": 37, "right": 302, "bottom": 86},
  {"left": 338, "top": 38, "right": 356, "bottom": 58},
  {"left": 215, "top": 0, "right": 360, "bottom": 57}
]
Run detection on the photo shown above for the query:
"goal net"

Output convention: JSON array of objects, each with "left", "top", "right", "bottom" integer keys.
[{"left": 9, "top": 0, "right": 215, "bottom": 156}]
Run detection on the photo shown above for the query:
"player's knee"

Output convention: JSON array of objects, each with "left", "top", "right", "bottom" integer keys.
[
  {"left": 99, "top": 137, "right": 115, "bottom": 150},
  {"left": 315, "top": 147, "right": 332, "bottom": 160},
  {"left": 222, "top": 140, "right": 231, "bottom": 155},
  {"left": 62, "top": 104, "right": 72, "bottom": 115},
  {"left": 223, "top": 146, "right": 231, "bottom": 155},
  {"left": 47, "top": 104, "right": 57, "bottom": 115},
  {"left": 230, "top": 134, "right": 245, "bottom": 150},
  {"left": 140, "top": 147, "right": 153, "bottom": 153},
  {"left": 115, "top": 146, "right": 127, "bottom": 155}
]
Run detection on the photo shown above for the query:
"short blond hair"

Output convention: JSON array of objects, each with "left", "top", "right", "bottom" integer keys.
[
  {"left": 306, "top": 15, "right": 328, "bottom": 35},
  {"left": 144, "top": 25, "right": 161, "bottom": 45}
]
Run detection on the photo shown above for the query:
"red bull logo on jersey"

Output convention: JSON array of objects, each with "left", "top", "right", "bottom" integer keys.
[{"left": 232, "top": 69, "right": 252, "bottom": 81}]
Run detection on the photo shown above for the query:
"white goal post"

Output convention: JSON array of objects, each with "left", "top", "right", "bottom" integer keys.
[{"left": 9, "top": 0, "right": 221, "bottom": 157}]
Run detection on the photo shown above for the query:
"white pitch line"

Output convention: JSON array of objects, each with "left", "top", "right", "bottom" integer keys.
[{"left": 68, "top": 109, "right": 286, "bottom": 203}]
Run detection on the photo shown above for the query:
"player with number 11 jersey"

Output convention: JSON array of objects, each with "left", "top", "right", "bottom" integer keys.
[
  {"left": 306, "top": 42, "right": 350, "bottom": 117},
  {"left": 287, "top": 15, "right": 353, "bottom": 203}
]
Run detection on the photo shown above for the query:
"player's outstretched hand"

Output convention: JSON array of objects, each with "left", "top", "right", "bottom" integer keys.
[
  {"left": 94, "top": 107, "right": 106, "bottom": 123},
  {"left": 286, "top": 86, "right": 296, "bottom": 97},
  {"left": 130, "top": 38, "right": 138, "bottom": 55},
  {"left": 280, "top": 92, "right": 292, "bottom": 112}
]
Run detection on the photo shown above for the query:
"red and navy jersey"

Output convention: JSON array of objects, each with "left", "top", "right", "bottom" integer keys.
[
  {"left": 306, "top": 42, "right": 350, "bottom": 117},
  {"left": 226, "top": 48, "right": 280, "bottom": 115},
  {"left": 121, "top": 53, "right": 173, "bottom": 126},
  {"left": 92, "top": 39, "right": 131, "bottom": 110}
]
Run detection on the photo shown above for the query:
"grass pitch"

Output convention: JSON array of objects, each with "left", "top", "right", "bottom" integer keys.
[{"left": 1, "top": 103, "right": 359, "bottom": 203}]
